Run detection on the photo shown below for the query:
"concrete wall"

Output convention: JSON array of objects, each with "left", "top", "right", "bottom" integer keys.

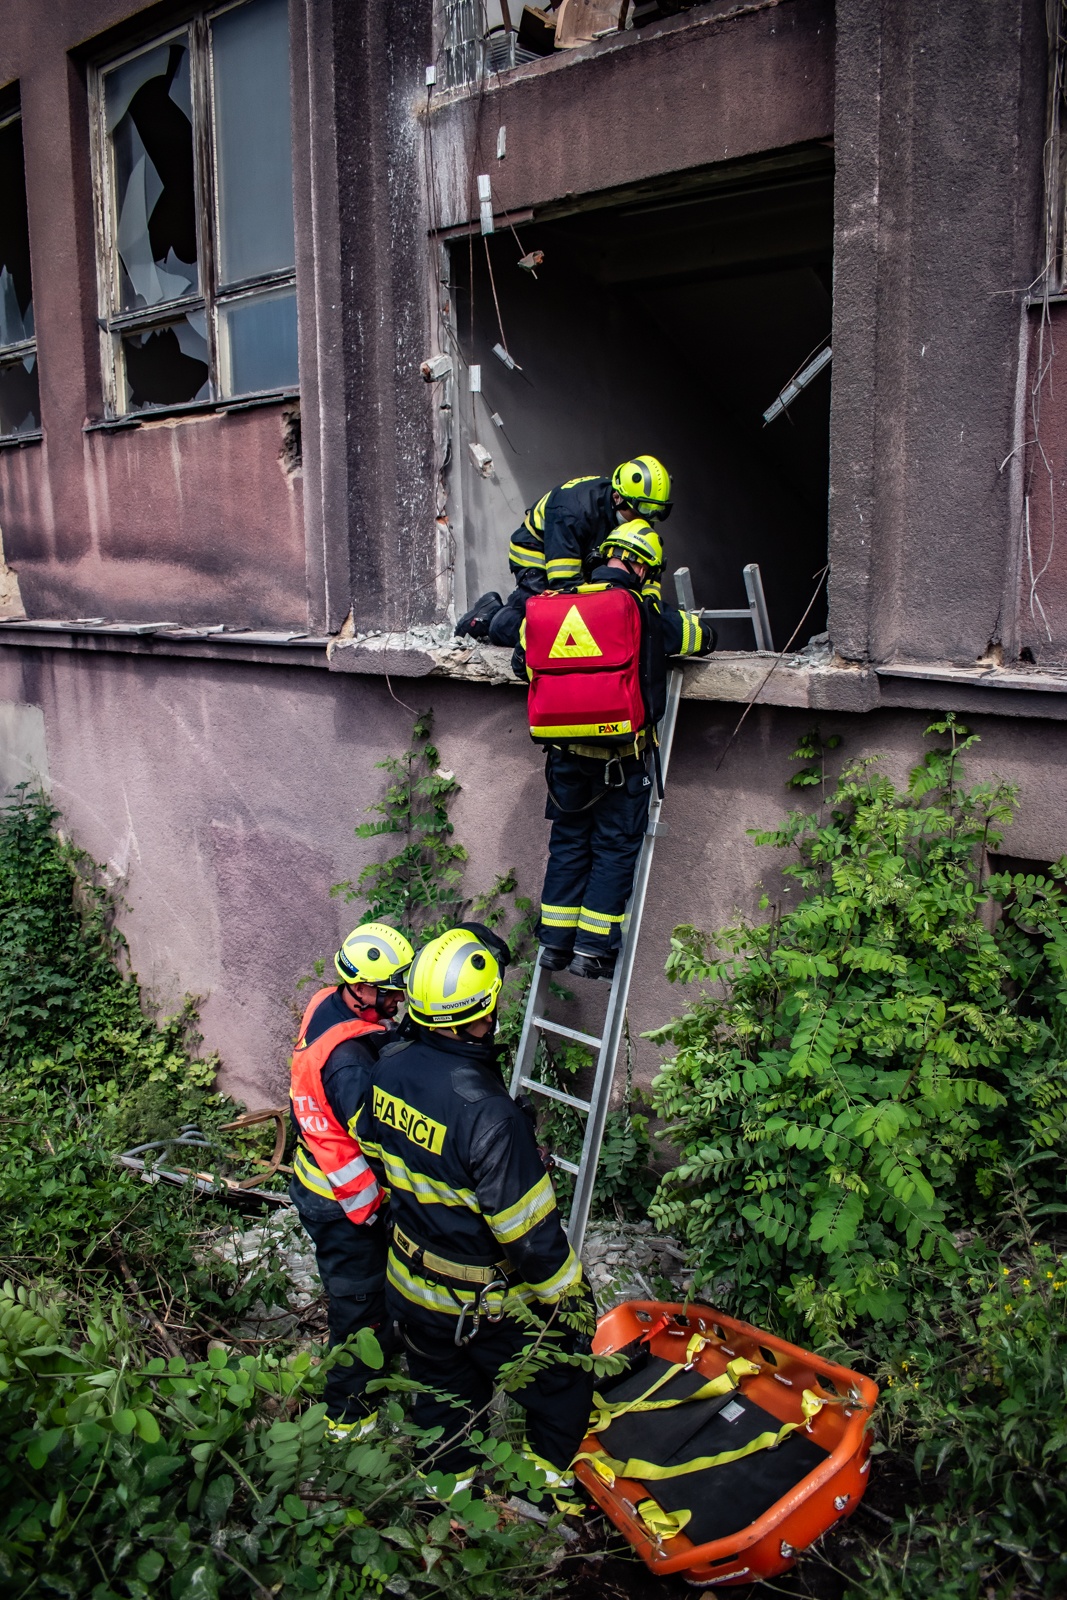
[
  {"left": 4, "top": 641, "right": 1066, "bottom": 1113},
  {"left": 829, "top": 0, "right": 1047, "bottom": 666}
]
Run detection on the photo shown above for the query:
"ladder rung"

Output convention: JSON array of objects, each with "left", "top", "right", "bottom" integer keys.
[
  {"left": 533, "top": 1016, "right": 603, "bottom": 1050},
  {"left": 548, "top": 1154, "right": 580, "bottom": 1176},
  {"left": 519, "top": 1077, "right": 592, "bottom": 1113}
]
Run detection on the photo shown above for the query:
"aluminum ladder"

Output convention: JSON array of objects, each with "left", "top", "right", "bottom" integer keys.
[{"left": 507, "top": 564, "right": 771, "bottom": 1253}]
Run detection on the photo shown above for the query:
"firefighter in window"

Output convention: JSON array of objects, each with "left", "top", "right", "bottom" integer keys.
[
  {"left": 455, "top": 455, "right": 673, "bottom": 648},
  {"left": 289, "top": 922, "right": 413, "bottom": 1441},
  {"left": 515, "top": 521, "right": 714, "bottom": 981}
]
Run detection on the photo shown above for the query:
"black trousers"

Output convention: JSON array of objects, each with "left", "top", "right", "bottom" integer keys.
[
  {"left": 539, "top": 748, "right": 653, "bottom": 955},
  {"left": 291, "top": 1182, "right": 392, "bottom": 1421},
  {"left": 390, "top": 1293, "right": 596, "bottom": 1476},
  {"left": 487, "top": 571, "right": 545, "bottom": 648}
]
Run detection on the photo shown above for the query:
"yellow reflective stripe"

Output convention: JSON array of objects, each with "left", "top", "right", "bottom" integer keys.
[
  {"left": 294, "top": 1146, "right": 334, "bottom": 1199},
  {"left": 388, "top": 1251, "right": 476, "bottom": 1314},
  {"left": 387, "top": 1252, "right": 523, "bottom": 1317},
  {"left": 530, "top": 721, "right": 635, "bottom": 739},
  {"left": 641, "top": 579, "right": 661, "bottom": 603},
  {"left": 486, "top": 1174, "right": 558, "bottom": 1245},
  {"left": 527, "top": 1246, "right": 582, "bottom": 1301},
  {"left": 577, "top": 909, "right": 624, "bottom": 933},
  {"left": 560, "top": 476, "right": 598, "bottom": 490},
  {"left": 364, "top": 1144, "right": 478, "bottom": 1211},
  {"left": 511, "top": 539, "right": 546, "bottom": 569},
  {"left": 546, "top": 557, "right": 583, "bottom": 584},
  {"left": 530, "top": 490, "right": 552, "bottom": 530},
  {"left": 541, "top": 903, "right": 580, "bottom": 928},
  {"left": 680, "top": 609, "right": 692, "bottom": 654}
]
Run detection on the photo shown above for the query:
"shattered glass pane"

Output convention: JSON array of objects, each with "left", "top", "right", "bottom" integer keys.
[
  {"left": 121, "top": 316, "right": 210, "bottom": 410},
  {"left": 218, "top": 287, "right": 297, "bottom": 396},
  {"left": 211, "top": 0, "right": 294, "bottom": 286},
  {"left": 105, "top": 37, "right": 200, "bottom": 311},
  {"left": 0, "top": 354, "right": 40, "bottom": 437},
  {"left": 0, "top": 117, "right": 34, "bottom": 349}
]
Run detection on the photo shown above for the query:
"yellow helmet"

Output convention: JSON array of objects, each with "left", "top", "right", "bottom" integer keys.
[
  {"left": 611, "top": 455, "right": 672, "bottom": 521},
  {"left": 600, "top": 518, "right": 664, "bottom": 574},
  {"left": 335, "top": 922, "right": 414, "bottom": 990},
  {"left": 404, "top": 928, "right": 503, "bottom": 1029}
]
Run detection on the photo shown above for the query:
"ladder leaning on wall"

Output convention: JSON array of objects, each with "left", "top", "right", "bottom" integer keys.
[{"left": 508, "top": 563, "right": 774, "bottom": 1254}]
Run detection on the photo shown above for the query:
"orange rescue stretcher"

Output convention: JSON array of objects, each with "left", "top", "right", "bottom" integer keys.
[{"left": 574, "top": 1299, "right": 879, "bottom": 1587}]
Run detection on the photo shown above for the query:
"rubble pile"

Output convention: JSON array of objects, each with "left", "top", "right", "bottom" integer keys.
[{"left": 580, "top": 1219, "right": 694, "bottom": 1310}]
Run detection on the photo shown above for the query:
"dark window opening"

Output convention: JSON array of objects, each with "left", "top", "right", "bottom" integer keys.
[
  {"left": 450, "top": 152, "right": 833, "bottom": 650},
  {"left": 0, "top": 110, "right": 40, "bottom": 439},
  {"left": 95, "top": 0, "right": 297, "bottom": 418}
]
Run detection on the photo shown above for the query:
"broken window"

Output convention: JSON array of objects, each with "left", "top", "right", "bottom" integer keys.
[
  {"left": 94, "top": 0, "right": 296, "bottom": 417},
  {"left": 0, "top": 109, "right": 40, "bottom": 440}
]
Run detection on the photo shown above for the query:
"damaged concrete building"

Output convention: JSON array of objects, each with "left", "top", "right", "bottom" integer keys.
[{"left": 0, "top": 0, "right": 1063, "bottom": 1106}]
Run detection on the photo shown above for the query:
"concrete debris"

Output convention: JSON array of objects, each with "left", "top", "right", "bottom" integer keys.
[
  {"left": 581, "top": 1218, "right": 694, "bottom": 1311},
  {"left": 207, "top": 1210, "right": 693, "bottom": 1337},
  {"left": 211, "top": 1208, "right": 322, "bottom": 1337},
  {"left": 328, "top": 627, "right": 518, "bottom": 685}
]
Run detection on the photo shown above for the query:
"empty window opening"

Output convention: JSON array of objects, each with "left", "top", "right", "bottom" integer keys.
[
  {"left": 0, "top": 107, "right": 40, "bottom": 441},
  {"left": 448, "top": 153, "right": 833, "bottom": 649},
  {"left": 92, "top": 0, "right": 297, "bottom": 418}
]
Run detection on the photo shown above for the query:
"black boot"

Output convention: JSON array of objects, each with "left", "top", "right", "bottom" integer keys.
[
  {"left": 455, "top": 592, "right": 503, "bottom": 639},
  {"left": 569, "top": 951, "right": 617, "bottom": 982},
  {"left": 539, "top": 946, "right": 572, "bottom": 972}
]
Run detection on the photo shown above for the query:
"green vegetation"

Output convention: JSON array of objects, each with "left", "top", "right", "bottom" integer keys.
[
  {"left": 651, "top": 718, "right": 1067, "bottom": 1596},
  {"left": 0, "top": 787, "right": 589, "bottom": 1599}
]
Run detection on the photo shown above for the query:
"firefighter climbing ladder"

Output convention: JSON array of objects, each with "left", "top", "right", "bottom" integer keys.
[{"left": 509, "top": 564, "right": 773, "bottom": 1253}]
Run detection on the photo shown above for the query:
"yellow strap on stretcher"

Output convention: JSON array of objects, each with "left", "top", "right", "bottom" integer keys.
[
  {"left": 636, "top": 1500, "right": 692, "bottom": 1540},
  {"left": 589, "top": 1352, "right": 759, "bottom": 1432},
  {"left": 576, "top": 1388, "right": 826, "bottom": 1488}
]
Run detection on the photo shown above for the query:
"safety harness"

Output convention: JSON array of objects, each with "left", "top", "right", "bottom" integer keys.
[
  {"left": 576, "top": 1334, "right": 831, "bottom": 1544},
  {"left": 390, "top": 1223, "right": 515, "bottom": 1346}
]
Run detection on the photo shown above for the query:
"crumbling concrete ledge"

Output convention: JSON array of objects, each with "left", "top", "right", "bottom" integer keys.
[{"left": 326, "top": 630, "right": 880, "bottom": 709}]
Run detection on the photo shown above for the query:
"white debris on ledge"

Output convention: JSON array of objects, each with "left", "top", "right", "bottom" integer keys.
[
  {"left": 327, "top": 627, "right": 518, "bottom": 684},
  {"left": 581, "top": 1219, "right": 694, "bottom": 1311}
]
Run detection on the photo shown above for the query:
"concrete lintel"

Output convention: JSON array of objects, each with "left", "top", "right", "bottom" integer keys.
[{"left": 682, "top": 653, "right": 879, "bottom": 710}]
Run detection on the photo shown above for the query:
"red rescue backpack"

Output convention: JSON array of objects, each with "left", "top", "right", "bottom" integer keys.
[{"left": 525, "top": 585, "right": 647, "bottom": 746}]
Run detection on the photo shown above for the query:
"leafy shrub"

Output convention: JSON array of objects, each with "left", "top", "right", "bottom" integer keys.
[
  {"left": 0, "top": 1281, "right": 568, "bottom": 1600},
  {"left": 855, "top": 1238, "right": 1067, "bottom": 1597},
  {"left": 650, "top": 718, "right": 1067, "bottom": 1332},
  {"left": 0, "top": 781, "right": 606, "bottom": 1599}
]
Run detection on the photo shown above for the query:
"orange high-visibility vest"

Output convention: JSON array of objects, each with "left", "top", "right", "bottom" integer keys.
[{"left": 289, "top": 986, "right": 384, "bottom": 1226}]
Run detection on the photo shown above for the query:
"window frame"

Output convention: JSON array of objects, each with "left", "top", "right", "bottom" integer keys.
[
  {"left": 88, "top": 0, "right": 297, "bottom": 421},
  {"left": 0, "top": 104, "right": 42, "bottom": 446}
]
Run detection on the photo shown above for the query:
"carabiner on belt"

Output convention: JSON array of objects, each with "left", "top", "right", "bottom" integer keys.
[
  {"left": 454, "top": 1278, "right": 509, "bottom": 1347},
  {"left": 603, "top": 754, "right": 625, "bottom": 789}
]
